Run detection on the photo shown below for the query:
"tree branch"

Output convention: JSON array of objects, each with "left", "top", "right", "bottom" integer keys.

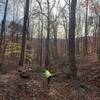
[{"left": 91, "top": 0, "right": 100, "bottom": 17}]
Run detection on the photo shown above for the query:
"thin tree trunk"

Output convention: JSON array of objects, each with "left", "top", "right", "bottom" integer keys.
[
  {"left": 54, "top": 32, "right": 57, "bottom": 59},
  {"left": 53, "top": 23, "right": 58, "bottom": 60},
  {"left": 76, "top": 15, "right": 81, "bottom": 55},
  {"left": 76, "top": 38, "right": 80, "bottom": 55},
  {"left": 45, "top": 19, "right": 50, "bottom": 67},
  {"left": 97, "top": 16, "right": 100, "bottom": 60},
  {"left": 40, "top": 16, "right": 43, "bottom": 67},
  {"left": 45, "top": 0, "right": 50, "bottom": 67},
  {"left": 83, "top": 0, "right": 88, "bottom": 55},
  {"left": 63, "top": 18, "right": 68, "bottom": 58}
]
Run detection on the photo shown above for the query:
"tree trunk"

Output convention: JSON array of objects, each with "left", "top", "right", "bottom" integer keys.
[
  {"left": 40, "top": 16, "right": 43, "bottom": 67},
  {"left": 68, "top": 0, "right": 77, "bottom": 78},
  {"left": 45, "top": 18, "right": 50, "bottom": 67},
  {"left": 0, "top": 0, "right": 8, "bottom": 57},
  {"left": 16, "top": 33, "right": 19, "bottom": 42},
  {"left": 53, "top": 23, "right": 58, "bottom": 60},
  {"left": 19, "top": 0, "right": 29, "bottom": 66},
  {"left": 83, "top": 0, "right": 88, "bottom": 55},
  {"left": 63, "top": 18, "right": 68, "bottom": 58},
  {"left": 76, "top": 15, "right": 81, "bottom": 55},
  {"left": 45, "top": 0, "right": 50, "bottom": 67},
  {"left": 97, "top": 16, "right": 100, "bottom": 60},
  {"left": 76, "top": 38, "right": 80, "bottom": 55}
]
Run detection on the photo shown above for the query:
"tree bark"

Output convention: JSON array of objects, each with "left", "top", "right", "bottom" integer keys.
[
  {"left": 97, "top": 16, "right": 100, "bottom": 60},
  {"left": 19, "top": 0, "right": 29, "bottom": 66},
  {"left": 83, "top": 0, "right": 88, "bottom": 55},
  {"left": 68, "top": 0, "right": 77, "bottom": 78},
  {"left": 53, "top": 23, "right": 58, "bottom": 60},
  {"left": 45, "top": 0, "right": 50, "bottom": 67},
  {"left": 0, "top": 0, "right": 8, "bottom": 57},
  {"left": 76, "top": 38, "right": 80, "bottom": 55},
  {"left": 40, "top": 18, "right": 43, "bottom": 67}
]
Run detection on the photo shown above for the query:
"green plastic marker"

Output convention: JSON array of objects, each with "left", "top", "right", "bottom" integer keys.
[{"left": 44, "top": 69, "right": 52, "bottom": 79}]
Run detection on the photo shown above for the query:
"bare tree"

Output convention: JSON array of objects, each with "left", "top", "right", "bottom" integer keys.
[
  {"left": 91, "top": 0, "right": 100, "bottom": 59},
  {"left": 36, "top": 0, "right": 44, "bottom": 66},
  {"left": 61, "top": 7, "right": 68, "bottom": 57},
  {"left": 19, "top": 0, "right": 30, "bottom": 66},
  {"left": 36, "top": 0, "right": 60, "bottom": 67},
  {"left": 50, "top": 21, "right": 58, "bottom": 62}
]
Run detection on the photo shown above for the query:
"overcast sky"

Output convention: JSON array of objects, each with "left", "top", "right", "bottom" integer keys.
[{"left": 0, "top": 0, "right": 83, "bottom": 21}]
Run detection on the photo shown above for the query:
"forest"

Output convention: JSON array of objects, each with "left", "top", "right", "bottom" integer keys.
[{"left": 0, "top": 0, "right": 100, "bottom": 100}]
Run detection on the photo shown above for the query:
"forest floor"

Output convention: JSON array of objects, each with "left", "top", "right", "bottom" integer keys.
[{"left": 0, "top": 55, "right": 100, "bottom": 100}]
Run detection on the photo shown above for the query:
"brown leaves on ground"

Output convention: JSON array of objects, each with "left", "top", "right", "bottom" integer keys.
[{"left": 0, "top": 55, "right": 100, "bottom": 100}]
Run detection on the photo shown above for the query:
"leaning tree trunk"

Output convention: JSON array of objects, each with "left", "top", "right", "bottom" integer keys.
[
  {"left": 68, "top": 0, "right": 77, "bottom": 78},
  {"left": 19, "top": 0, "right": 29, "bottom": 66}
]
